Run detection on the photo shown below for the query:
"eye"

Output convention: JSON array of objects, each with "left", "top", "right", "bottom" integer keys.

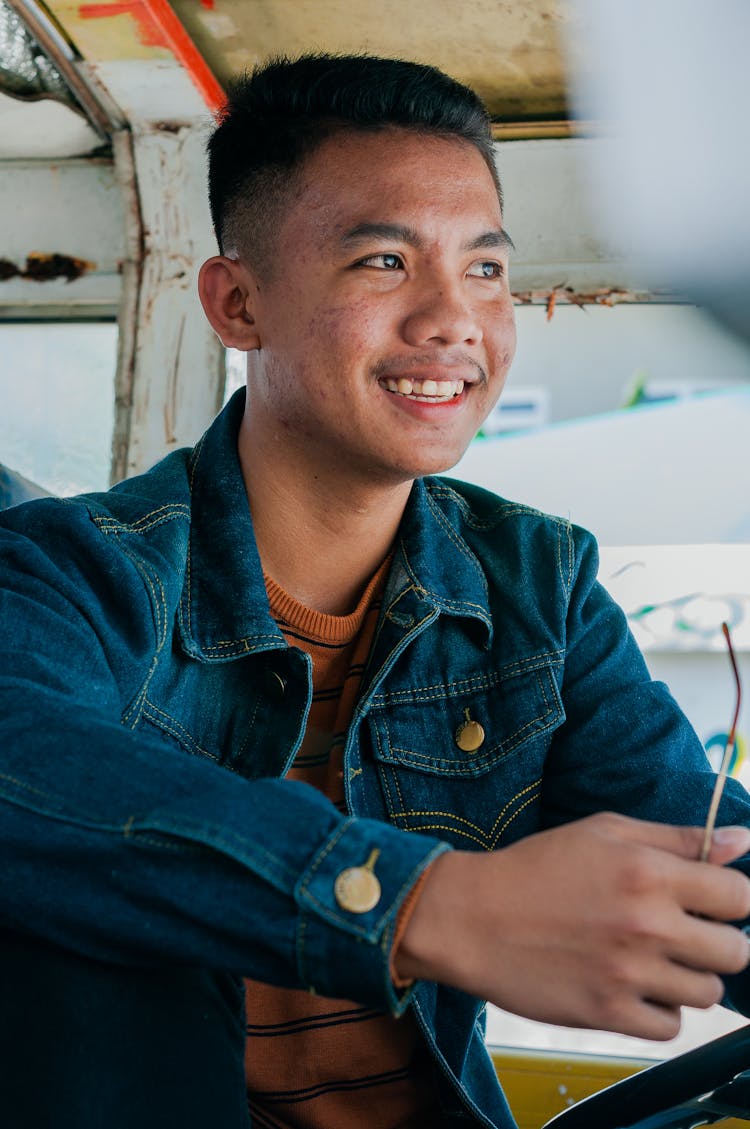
[
  {"left": 467, "top": 260, "right": 505, "bottom": 280},
  {"left": 354, "top": 252, "right": 404, "bottom": 271}
]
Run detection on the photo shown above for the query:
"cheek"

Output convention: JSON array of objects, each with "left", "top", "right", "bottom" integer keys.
[
  {"left": 310, "top": 299, "right": 384, "bottom": 356},
  {"left": 491, "top": 309, "right": 517, "bottom": 369}
]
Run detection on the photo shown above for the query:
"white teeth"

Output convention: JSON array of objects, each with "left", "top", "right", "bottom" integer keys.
[{"left": 382, "top": 377, "right": 465, "bottom": 401}]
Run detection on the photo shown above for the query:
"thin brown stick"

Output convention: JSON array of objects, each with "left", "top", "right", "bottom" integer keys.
[{"left": 700, "top": 623, "right": 742, "bottom": 861}]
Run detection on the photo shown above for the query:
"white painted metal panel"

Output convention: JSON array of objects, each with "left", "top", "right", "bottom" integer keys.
[
  {"left": 113, "top": 123, "right": 224, "bottom": 479},
  {"left": 0, "top": 156, "right": 123, "bottom": 313},
  {"left": 496, "top": 137, "right": 653, "bottom": 296},
  {"left": 0, "top": 91, "right": 102, "bottom": 159}
]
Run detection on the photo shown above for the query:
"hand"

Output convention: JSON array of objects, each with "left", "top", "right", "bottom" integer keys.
[{"left": 395, "top": 812, "right": 750, "bottom": 1040}]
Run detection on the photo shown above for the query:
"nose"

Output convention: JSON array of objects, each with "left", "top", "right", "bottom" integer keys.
[{"left": 401, "top": 277, "right": 483, "bottom": 348}]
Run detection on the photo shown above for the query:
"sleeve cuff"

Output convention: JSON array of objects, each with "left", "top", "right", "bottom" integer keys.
[
  {"left": 389, "top": 865, "right": 434, "bottom": 989},
  {"left": 294, "top": 816, "right": 450, "bottom": 1015}
]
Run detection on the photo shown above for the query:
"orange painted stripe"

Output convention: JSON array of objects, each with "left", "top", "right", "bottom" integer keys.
[{"left": 79, "top": 0, "right": 225, "bottom": 113}]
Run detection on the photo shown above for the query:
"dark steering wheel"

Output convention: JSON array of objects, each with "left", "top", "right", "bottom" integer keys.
[{"left": 541, "top": 1024, "right": 750, "bottom": 1129}]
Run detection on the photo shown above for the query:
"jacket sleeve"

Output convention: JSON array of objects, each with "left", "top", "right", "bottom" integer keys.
[
  {"left": 543, "top": 524, "right": 750, "bottom": 1008},
  {"left": 0, "top": 500, "right": 448, "bottom": 1015}
]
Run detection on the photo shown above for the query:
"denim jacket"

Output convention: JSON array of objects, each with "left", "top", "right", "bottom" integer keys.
[{"left": 1, "top": 390, "right": 749, "bottom": 1129}]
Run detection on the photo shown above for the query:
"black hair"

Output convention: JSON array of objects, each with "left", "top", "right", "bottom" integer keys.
[{"left": 207, "top": 53, "right": 501, "bottom": 266}]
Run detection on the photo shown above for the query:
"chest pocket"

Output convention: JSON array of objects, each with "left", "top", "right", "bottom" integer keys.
[{"left": 366, "top": 659, "right": 564, "bottom": 851}]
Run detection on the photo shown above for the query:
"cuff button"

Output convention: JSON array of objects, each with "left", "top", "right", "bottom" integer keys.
[{"left": 334, "top": 849, "right": 382, "bottom": 913}]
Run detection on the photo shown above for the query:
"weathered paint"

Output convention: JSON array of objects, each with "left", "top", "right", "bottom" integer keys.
[
  {"left": 79, "top": 2, "right": 169, "bottom": 48},
  {"left": 0, "top": 158, "right": 123, "bottom": 314},
  {"left": 0, "top": 252, "right": 96, "bottom": 283},
  {"left": 171, "top": 0, "right": 576, "bottom": 121},
  {"left": 112, "top": 123, "right": 224, "bottom": 480},
  {"left": 48, "top": 0, "right": 579, "bottom": 121},
  {"left": 511, "top": 285, "right": 656, "bottom": 315},
  {"left": 77, "top": 0, "right": 224, "bottom": 109}
]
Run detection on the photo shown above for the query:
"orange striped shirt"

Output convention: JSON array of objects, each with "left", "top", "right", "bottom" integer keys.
[{"left": 244, "top": 559, "right": 441, "bottom": 1128}]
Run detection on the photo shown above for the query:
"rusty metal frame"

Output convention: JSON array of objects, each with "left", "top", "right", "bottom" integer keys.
[
  {"left": 110, "top": 127, "right": 143, "bottom": 484},
  {"left": 4, "top": 0, "right": 125, "bottom": 137}
]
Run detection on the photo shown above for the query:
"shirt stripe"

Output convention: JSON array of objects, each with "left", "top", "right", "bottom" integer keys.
[{"left": 243, "top": 557, "right": 444, "bottom": 1128}]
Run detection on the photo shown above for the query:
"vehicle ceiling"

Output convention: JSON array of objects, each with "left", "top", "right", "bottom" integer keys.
[
  {"left": 1, "top": 0, "right": 590, "bottom": 151},
  {"left": 169, "top": 0, "right": 581, "bottom": 126}
]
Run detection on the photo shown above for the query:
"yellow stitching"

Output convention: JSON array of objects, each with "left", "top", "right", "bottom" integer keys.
[
  {"left": 429, "top": 482, "right": 570, "bottom": 526},
  {"left": 425, "top": 489, "right": 489, "bottom": 592},
  {"left": 388, "top": 779, "right": 542, "bottom": 832},
  {"left": 391, "top": 759, "right": 407, "bottom": 812},
  {"left": 210, "top": 635, "right": 279, "bottom": 649},
  {"left": 383, "top": 583, "right": 418, "bottom": 617},
  {"left": 112, "top": 550, "right": 170, "bottom": 720},
  {"left": 398, "top": 822, "right": 489, "bottom": 849},
  {"left": 535, "top": 668, "right": 551, "bottom": 715},
  {"left": 360, "top": 611, "right": 437, "bottom": 692},
  {"left": 489, "top": 779, "right": 542, "bottom": 834},
  {"left": 380, "top": 683, "right": 554, "bottom": 710},
  {"left": 122, "top": 671, "right": 151, "bottom": 726},
  {"left": 384, "top": 689, "right": 554, "bottom": 763},
  {"left": 131, "top": 559, "right": 167, "bottom": 645},
  {"left": 556, "top": 522, "right": 563, "bottom": 589},
  {"left": 392, "top": 788, "right": 542, "bottom": 850},
  {"left": 0, "top": 772, "right": 57, "bottom": 800},
  {"left": 142, "top": 700, "right": 215, "bottom": 761},
  {"left": 397, "top": 538, "right": 489, "bottom": 620},
  {"left": 497, "top": 793, "right": 541, "bottom": 839},
  {"left": 93, "top": 505, "right": 189, "bottom": 535},
  {"left": 369, "top": 654, "right": 565, "bottom": 703}
]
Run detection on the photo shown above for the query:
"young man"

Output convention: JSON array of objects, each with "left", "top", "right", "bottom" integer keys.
[{"left": 1, "top": 54, "right": 749, "bottom": 1129}]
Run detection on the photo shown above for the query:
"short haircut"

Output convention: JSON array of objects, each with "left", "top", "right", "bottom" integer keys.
[{"left": 207, "top": 53, "right": 501, "bottom": 270}]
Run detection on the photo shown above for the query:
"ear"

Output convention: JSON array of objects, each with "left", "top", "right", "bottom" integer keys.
[{"left": 198, "top": 256, "right": 261, "bottom": 351}]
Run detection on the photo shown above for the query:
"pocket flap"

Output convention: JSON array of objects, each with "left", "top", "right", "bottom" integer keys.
[{"left": 368, "top": 657, "right": 564, "bottom": 779}]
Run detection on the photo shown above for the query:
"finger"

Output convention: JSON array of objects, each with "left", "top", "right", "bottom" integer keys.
[
  {"left": 670, "top": 915, "right": 750, "bottom": 976},
  {"left": 601, "top": 813, "right": 750, "bottom": 864},
  {"left": 594, "top": 966, "right": 720, "bottom": 1040},
  {"left": 598, "top": 997, "right": 683, "bottom": 1042},
  {"left": 642, "top": 964, "right": 724, "bottom": 1011},
  {"left": 674, "top": 860, "right": 750, "bottom": 922},
  {"left": 632, "top": 1002, "right": 683, "bottom": 1042}
]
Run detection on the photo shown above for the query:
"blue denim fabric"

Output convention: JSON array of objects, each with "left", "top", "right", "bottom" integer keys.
[{"left": 1, "top": 389, "right": 749, "bottom": 1129}]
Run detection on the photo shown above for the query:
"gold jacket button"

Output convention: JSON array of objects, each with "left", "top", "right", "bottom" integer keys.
[
  {"left": 455, "top": 709, "right": 485, "bottom": 753},
  {"left": 334, "top": 865, "right": 382, "bottom": 914}
]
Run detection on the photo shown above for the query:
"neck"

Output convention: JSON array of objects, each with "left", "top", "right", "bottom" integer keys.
[{"left": 237, "top": 415, "right": 412, "bottom": 616}]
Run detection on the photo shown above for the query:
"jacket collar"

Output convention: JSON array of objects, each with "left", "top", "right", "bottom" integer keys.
[
  {"left": 178, "top": 391, "right": 492, "bottom": 660},
  {"left": 386, "top": 477, "right": 493, "bottom": 642},
  {"left": 177, "top": 391, "right": 286, "bottom": 661}
]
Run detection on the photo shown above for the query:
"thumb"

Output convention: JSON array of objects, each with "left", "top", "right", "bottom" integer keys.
[{"left": 707, "top": 825, "right": 750, "bottom": 865}]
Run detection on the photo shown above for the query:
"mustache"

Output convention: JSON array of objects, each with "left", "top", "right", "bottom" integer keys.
[{"left": 371, "top": 352, "right": 487, "bottom": 386}]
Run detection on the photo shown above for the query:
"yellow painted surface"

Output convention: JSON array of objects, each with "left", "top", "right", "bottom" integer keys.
[
  {"left": 46, "top": 0, "right": 174, "bottom": 63},
  {"left": 490, "top": 1046, "right": 749, "bottom": 1129},
  {"left": 43, "top": 0, "right": 602, "bottom": 123},
  {"left": 171, "top": 0, "right": 578, "bottom": 119}
]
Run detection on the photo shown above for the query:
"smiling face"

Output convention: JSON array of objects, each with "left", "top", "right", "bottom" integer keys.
[{"left": 240, "top": 127, "right": 517, "bottom": 491}]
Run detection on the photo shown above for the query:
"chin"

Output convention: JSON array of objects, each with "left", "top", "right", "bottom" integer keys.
[
  {"left": 418, "top": 443, "right": 473, "bottom": 477},
  {"left": 396, "top": 452, "right": 468, "bottom": 482}
]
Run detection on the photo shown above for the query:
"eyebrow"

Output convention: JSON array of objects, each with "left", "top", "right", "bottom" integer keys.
[{"left": 340, "top": 222, "right": 515, "bottom": 254}]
